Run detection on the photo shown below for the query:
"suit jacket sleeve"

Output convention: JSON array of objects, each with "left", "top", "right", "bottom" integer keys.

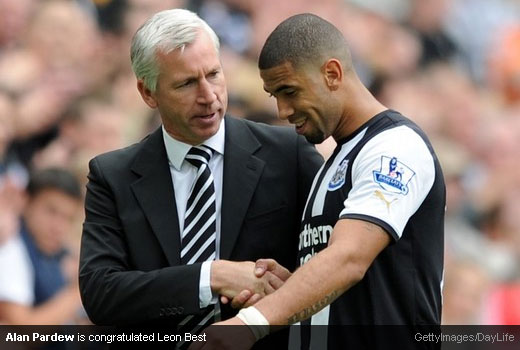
[{"left": 80, "top": 157, "right": 201, "bottom": 325}]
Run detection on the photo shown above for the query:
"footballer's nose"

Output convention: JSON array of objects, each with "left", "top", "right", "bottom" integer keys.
[{"left": 276, "top": 99, "right": 294, "bottom": 121}]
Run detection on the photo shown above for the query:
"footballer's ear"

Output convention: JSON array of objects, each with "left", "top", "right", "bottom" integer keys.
[
  {"left": 137, "top": 80, "right": 158, "bottom": 109},
  {"left": 323, "top": 58, "right": 343, "bottom": 91}
]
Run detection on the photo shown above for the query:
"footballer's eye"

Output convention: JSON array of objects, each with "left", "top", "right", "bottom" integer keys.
[{"left": 282, "top": 88, "right": 297, "bottom": 97}]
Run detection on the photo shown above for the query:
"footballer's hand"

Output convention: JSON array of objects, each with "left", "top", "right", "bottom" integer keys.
[{"left": 220, "top": 259, "right": 291, "bottom": 308}]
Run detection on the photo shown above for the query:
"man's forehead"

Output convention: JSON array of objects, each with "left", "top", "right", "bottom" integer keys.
[
  {"left": 260, "top": 61, "right": 298, "bottom": 86},
  {"left": 260, "top": 61, "right": 295, "bottom": 76}
]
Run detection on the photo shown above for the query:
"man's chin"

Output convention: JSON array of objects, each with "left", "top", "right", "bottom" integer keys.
[
  {"left": 196, "top": 123, "right": 221, "bottom": 143},
  {"left": 304, "top": 132, "right": 326, "bottom": 144}
]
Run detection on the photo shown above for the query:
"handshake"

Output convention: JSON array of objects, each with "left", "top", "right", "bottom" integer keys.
[{"left": 210, "top": 259, "right": 291, "bottom": 309}]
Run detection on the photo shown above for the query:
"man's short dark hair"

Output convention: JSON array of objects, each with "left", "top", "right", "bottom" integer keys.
[
  {"left": 27, "top": 167, "right": 82, "bottom": 200},
  {"left": 258, "top": 13, "right": 351, "bottom": 70}
]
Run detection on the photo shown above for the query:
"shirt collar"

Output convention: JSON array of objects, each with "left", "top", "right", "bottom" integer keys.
[{"left": 162, "top": 118, "right": 225, "bottom": 171}]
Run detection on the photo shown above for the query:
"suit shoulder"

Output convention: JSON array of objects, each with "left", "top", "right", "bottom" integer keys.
[
  {"left": 92, "top": 142, "right": 139, "bottom": 167},
  {"left": 89, "top": 133, "right": 153, "bottom": 172}
]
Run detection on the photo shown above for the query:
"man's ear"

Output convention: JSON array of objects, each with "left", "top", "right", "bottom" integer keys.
[
  {"left": 137, "top": 80, "right": 158, "bottom": 109},
  {"left": 323, "top": 59, "right": 343, "bottom": 91}
]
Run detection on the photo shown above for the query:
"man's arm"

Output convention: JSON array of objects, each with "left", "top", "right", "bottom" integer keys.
[
  {"left": 189, "top": 219, "right": 390, "bottom": 349},
  {"left": 0, "top": 284, "right": 81, "bottom": 325},
  {"left": 80, "top": 157, "right": 284, "bottom": 325},
  {"left": 221, "top": 218, "right": 390, "bottom": 325}
]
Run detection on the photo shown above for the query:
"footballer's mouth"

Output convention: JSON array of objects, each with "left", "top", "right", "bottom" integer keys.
[{"left": 292, "top": 118, "right": 308, "bottom": 134}]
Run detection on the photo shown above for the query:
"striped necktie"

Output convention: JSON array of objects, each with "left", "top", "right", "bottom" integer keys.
[
  {"left": 181, "top": 145, "right": 216, "bottom": 264},
  {"left": 177, "top": 145, "right": 216, "bottom": 348}
]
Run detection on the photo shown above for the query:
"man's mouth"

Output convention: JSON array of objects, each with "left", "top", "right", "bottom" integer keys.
[
  {"left": 198, "top": 113, "right": 215, "bottom": 119},
  {"left": 294, "top": 119, "right": 305, "bottom": 127},
  {"left": 293, "top": 118, "right": 307, "bottom": 133}
]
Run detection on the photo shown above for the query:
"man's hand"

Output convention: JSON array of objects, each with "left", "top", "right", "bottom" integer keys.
[
  {"left": 220, "top": 259, "right": 292, "bottom": 308},
  {"left": 211, "top": 260, "right": 287, "bottom": 302},
  {"left": 254, "top": 259, "right": 292, "bottom": 281},
  {"left": 188, "top": 317, "right": 256, "bottom": 350}
]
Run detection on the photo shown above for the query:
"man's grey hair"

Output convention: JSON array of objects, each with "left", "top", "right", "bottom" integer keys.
[{"left": 131, "top": 9, "right": 220, "bottom": 92}]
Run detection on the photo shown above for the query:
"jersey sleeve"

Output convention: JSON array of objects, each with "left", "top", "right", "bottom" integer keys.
[{"left": 339, "top": 125, "right": 435, "bottom": 241}]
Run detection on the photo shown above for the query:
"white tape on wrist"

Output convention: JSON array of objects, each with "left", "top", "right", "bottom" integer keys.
[{"left": 236, "top": 306, "right": 270, "bottom": 340}]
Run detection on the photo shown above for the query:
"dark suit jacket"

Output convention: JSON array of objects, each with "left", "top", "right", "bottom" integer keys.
[{"left": 79, "top": 116, "right": 323, "bottom": 345}]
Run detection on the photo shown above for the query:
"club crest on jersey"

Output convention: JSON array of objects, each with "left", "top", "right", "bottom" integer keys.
[
  {"left": 328, "top": 159, "right": 349, "bottom": 191},
  {"left": 373, "top": 156, "right": 415, "bottom": 195}
]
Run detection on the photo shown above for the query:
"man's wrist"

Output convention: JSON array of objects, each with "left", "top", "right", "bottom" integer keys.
[
  {"left": 210, "top": 259, "right": 226, "bottom": 294},
  {"left": 236, "top": 306, "right": 270, "bottom": 340},
  {"left": 200, "top": 261, "right": 216, "bottom": 307}
]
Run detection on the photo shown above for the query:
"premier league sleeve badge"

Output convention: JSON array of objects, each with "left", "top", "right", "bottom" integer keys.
[{"left": 373, "top": 156, "right": 415, "bottom": 195}]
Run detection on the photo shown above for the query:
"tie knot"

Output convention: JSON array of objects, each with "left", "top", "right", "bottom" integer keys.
[{"left": 186, "top": 145, "right": 213, "bottom": 168}]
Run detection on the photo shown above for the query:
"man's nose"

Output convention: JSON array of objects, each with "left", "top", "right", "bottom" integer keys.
[
  {"left": 196, "top": 79, "right": 217, "bottom": 104},
  {"left": 276, "top": 99, "right": 294, "bottom": 120}
]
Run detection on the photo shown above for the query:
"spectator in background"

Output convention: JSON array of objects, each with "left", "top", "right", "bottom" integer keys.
[
  {"left": 190, "top": 0, "right": 254, "bottom": 55},
  {"left": 406, "top": 0, "right": 458, "bottom": 67},
  {"left": 0, "top": 92, "right": 26, "bottom": 247},
  {"left": 32, "top": 99, "right": 128, "bottom": 189},
  {"left": 1, "top": 0, "right": 101, "bottom": 169},
  {"left": 0, "top": 0, "right": 36, "bottom": 50},
  {"left": 442, "top": 260, "right": 489, "bottom": 324},
  {"left": 0, "top": 93, "right": 19, "bottom": 176},
  {"left": 0, "top": 168, "right": 84, "bottom": 324},
  {"left": 488, "top": 24, "right": 520, "bottom": 104},
  {"left": 444, "top": 0, "right": 520, "bottom": 83}
]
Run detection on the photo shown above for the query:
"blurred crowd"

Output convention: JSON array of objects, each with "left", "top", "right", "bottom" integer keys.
[{"left": 0, "top": 0, "right": 519, "bottom": 325}]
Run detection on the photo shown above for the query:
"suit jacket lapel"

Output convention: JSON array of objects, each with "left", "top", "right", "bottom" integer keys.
[
  {"left": 130, "top": 128, "right": 181, "bottom": 266},
  {"left": 220, "top": 117, "right": 265, "bottom": 259}
]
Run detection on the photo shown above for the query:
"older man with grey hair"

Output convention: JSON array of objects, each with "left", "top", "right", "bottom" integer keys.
[{"left": 79, "top": 8, "right": 322, "bottom": 349}]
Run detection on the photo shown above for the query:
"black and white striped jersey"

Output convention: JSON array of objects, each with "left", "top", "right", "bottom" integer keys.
[{"left": 295, "top": 110, "right": 445, "bottom": 349}]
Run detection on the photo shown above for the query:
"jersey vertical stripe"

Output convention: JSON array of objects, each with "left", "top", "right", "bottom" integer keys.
[{"left": 311, "top": 129, "right": 367, "bottom": 217}]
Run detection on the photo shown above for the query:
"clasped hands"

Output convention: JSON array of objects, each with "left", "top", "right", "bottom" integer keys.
[
  {"left": 189, "top": 259, "right": 288, "bottom": 350},
  {"left": 211, "top": 259, "right": 290, "bottom": 309}
]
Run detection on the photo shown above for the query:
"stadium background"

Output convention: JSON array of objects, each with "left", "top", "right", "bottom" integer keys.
[{"left": 0, "top": 0, "right": 519, "bottom": 325}]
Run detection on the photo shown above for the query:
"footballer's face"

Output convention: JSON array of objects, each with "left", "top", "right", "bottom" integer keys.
[{"left": 260, "top": 61, "right": 340, "bottom": 144}]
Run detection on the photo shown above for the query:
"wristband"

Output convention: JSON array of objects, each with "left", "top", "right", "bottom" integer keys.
[{"left": 236, "top": 306, "right": 270, "bottom": 340}]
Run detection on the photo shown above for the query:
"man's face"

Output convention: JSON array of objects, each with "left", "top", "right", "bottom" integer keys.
[
  {"left": 24, "top": 188, "right": 80, "bottom": 256},
  {"left": 260, "top": 61, "right": 337, "bottom": 144},
  {"left": 139, "top": 30, "right": 227, "bottom": 145}
]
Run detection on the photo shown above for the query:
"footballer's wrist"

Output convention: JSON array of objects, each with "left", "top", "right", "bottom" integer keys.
[{"left": 236, "top": 306, "right": 270, "bottom": 340}]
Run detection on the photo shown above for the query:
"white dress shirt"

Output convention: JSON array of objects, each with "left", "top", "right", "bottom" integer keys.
[{"left": 162, "top": 119, "right": 225, "bottom": 308}]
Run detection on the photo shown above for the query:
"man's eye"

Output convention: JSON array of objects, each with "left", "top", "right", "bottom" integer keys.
[{"left": 177, "top": 80, "right": 193, "bottom": 88}]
